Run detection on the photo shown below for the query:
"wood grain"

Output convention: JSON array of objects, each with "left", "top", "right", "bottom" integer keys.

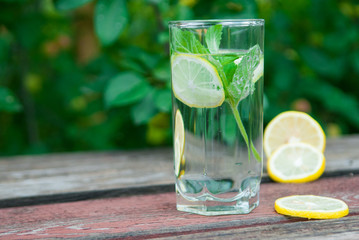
[
  {"left": 0, "top": 175, "right": 358, "bottom": 239},
  {"left": 0, "top": 149, "right": 173, "bottom": 200},
  {"left": 0, "top": 135, "right": 358, "bottom": 202},
  {"left": 156, "top": 216, "right": 359, "bottom": 240}
]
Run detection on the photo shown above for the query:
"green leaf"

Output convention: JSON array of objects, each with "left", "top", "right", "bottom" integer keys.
[
  {"left": 153, "top": 60, "right": 171, "bottom": 82},
  {"left": 222, "top": 60, "right": 237, "bottom": 85},
  {"left": 95, "top": 0, "right": 128, "bottom": 46},
  {"left": 171, "top": 27, "right": 209, "bottom": 54},
  {"left": 119, "top": 58, "right": 146, "bottom": 75},
  {"left": 300, "top": 47, "right": 344, "bottom": 79},
  {"left": 120, "top": 47, "right": 161, "bottom": 73},
  {"left": 217, "top": 55, "right": 241, "bottom": 65},
  {"left": 0, "top": 87, "right": 22, "bottom": 112},
  {"left": 301, "top": 78, "right": 359, "bottom": 128},
  {"left": 54, "top": 0, "right": 93, "bottom": 11},
  {"left": 227, "top": 45, "right": 261, "bottom": 104},
  {"left": 211, "top": 53, "right": 241, "bottom": 89},
  {"left": 104, "top": 72, "right": 151, "bottom": 108},
  {"left": 205, "top": 24, "right": 222, "bottom": 54},
  {"left": 131, "top": 92, "right": 156, "bottom": 125},
  {"left": 135, "top": 51, "right": 160, "bottom": 70},
  {"left": 153, "top": 89, "right": 171, "bottom": 112}
]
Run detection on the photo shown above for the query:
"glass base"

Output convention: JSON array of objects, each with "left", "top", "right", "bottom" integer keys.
[{"left": 176, "top": 191, "right": 259, "bottom": 216}]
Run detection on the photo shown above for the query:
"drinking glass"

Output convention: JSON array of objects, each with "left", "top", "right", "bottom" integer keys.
[{"left": 169, "top": 19, "right": 264, "bottom": 215}]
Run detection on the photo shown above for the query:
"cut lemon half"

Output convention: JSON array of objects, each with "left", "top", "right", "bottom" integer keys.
[
  {"left": 171, "top": 54, "right": 225, "bottom": 108},
  {"left": 275, "top": 195, "right": 349, "bottom": 219},
  {"left": 267, "top": 142, "right": 325, "bottom": 183},
  {"left": 174, "top": 109, "right": 185, "bottom": 177},
  {"left": 264, "top": 111, "right": 326, "bottom": 158}
]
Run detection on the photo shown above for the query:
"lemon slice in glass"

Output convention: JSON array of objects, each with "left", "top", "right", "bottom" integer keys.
[
  {"left": 267, "top": 142, "right": 325, "bottom": 183},
  {"left": 253, "top": 57, "right": 264, "bottom": 83},
  {"left": 264, "top": 111, "right": 326, "bottom": 158},
  {"left": 275, "top": 195, "right": 349, "bottom": 219},
  {"left": 171, "top": 54, "right": 225, "bottom": 108},
  {"left": 174, "top": 109, "right": 185, "bottom": 177}
]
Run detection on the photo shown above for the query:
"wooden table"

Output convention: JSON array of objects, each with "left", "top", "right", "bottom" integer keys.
[{"left": 1, "top": 135, "right": 359, "bottom": 239}]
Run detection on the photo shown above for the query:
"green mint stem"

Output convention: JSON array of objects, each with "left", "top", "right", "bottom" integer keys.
[
  {"left": 229, "top": 101, "right": 262, "bottom": 163},
  {"left": 251, "top": 140, "right": 262, "bottom": 163},
  {"left": 229, "top": 101, "right": 250, "bottom": 161}
]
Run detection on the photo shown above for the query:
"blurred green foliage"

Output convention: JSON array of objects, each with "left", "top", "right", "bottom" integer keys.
[{"left": 0, "top": 0, "right": 358, "bottom": 156}]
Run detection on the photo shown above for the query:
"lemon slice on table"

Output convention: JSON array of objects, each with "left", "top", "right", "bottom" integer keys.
[
  {"left": 267, "top": 142, "right": 325, "bottom": 183},
  {"left": 264, "top": 111, "right": 326, "bottom": 158},
  {"left": 171, "top": 54, "right": 225, "bottom": 108},
  {"left": 275, "top": 195, "right": 349, "bottom": 219},
  {"left": 174, "top": 109, "right": 185, "bottom": 177}
]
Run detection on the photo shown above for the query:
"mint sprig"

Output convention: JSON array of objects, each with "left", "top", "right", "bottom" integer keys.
[
  {"left": 171, "top": 25, "right": 262, "bottom": 163},
  {"left": 228, "top": 45, "right": 261, "bottom": 105},
  {"left": 171, "top": 27, "right": 209, "bottom": 54},
  {"left": 205, "top": 24, "right": 223, "bottom": 54}
]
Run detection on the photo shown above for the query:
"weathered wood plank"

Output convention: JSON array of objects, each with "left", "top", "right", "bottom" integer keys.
[
  {"left": 0, "top": 149, "right": 173, "bottom": 200},
  {"left": 156, "top": 216, "right": 359, "bottom": 240},
  {"left": 0, "top": 135, "right": 358, "bottom": 201},
  {"left": 0, "top": 175, "right": 358, "bottom": 239}
]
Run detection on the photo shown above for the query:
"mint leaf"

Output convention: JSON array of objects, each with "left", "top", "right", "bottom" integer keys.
[
  {"left": 227, "top": 57, "right": 252, "bottom": 103},
  {"left": 247, "top": 45, "right": 261, "bottom": 72},
  {"left": 217, "top": 55, "right": 241, "bottom": 65},
  {"left": 171, "top": 27, "right": 209, "bottom": 54},
  {"left": 223, "top": 63, "right": 236, "bottom": 86},
  {"left": 227, "top": 45, "right": 262, "bottom": 104},
  {"left": 213, "top": 54, "right": 242, "bottom": 90},
  {"left": 205, "top": 24, "right": 222, "bottom": 54},
  {"left": 170, "top": 27, "right": 229, "bottom": 89}
]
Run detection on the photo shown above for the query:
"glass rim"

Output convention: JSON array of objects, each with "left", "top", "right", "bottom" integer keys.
[{"left": 169, "top": 19, "right": 264, "bottom": 27}]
